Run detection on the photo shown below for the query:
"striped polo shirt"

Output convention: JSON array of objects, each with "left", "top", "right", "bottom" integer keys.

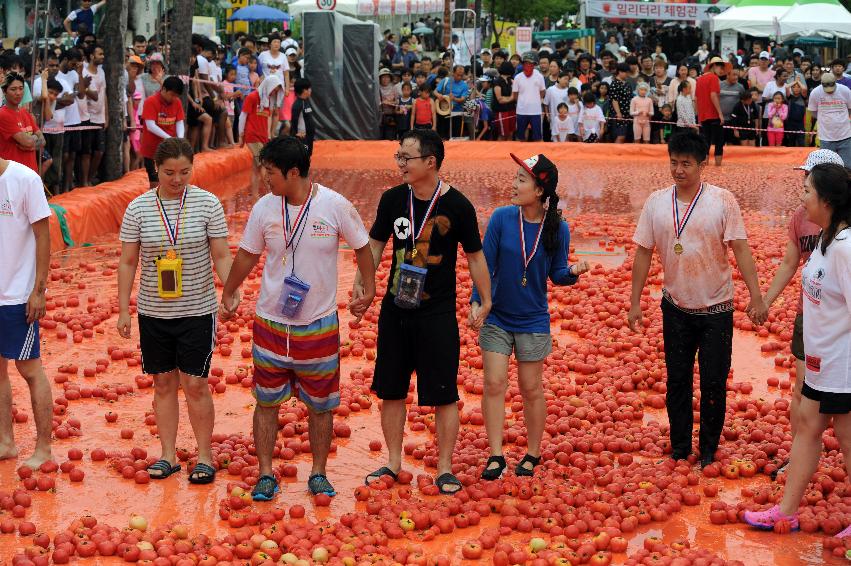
[{"left": 119, "top": 186, "right": 228, "bottom": 319}]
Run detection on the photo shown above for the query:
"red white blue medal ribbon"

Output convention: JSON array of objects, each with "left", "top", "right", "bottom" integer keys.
[
  {"left": 155, "top": 187, "right": 188, "bottom": 249},
  {"left": 672, "top": 183, "right": 703, "bottom": 253},
  {"left": 408, "top": 181, "right": 442, "bottom": 258},
  {"left": 519, "top": 206, "right": 546, "bottom": 286}
]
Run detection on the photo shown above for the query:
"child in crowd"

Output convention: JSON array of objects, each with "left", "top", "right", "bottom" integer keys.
[
  {"left": 379, "top": 69, "right": 399, "bottom": 140},
  {"left": 675, "top": 80, "right": 696, "bottom": 130},
  {"left": 657, "top": 104, "right": 675, "bottom": 143},
  {"left": 411, "top": 82, "right": 436, "bottom": 130},
  {"left": 291, "top": 78, "right": 315, "bottom": 155},
  {"left": 397, "top": 82, "right": 414, "bottom": 139},
  {"left": 552, "top": 103, "right": 572, "bottom": 142},
  {"left": 578, "top": 91, "right": 605, "bottom": 142},
  {"left": 248, "top": 56, "right": 261, "bottom": 87},
  {"left": 566, "top": 87, "right": 581, "bottom": 142},
  {"left": 785, "top": 82, "right": 806, "bottom": 147},
  {"left": 730, "top": 89, "right": 759, "bottom": 147},
  {"left": 766, "top": 91, "right": 788, "bottom": 147},
  {"left": 630, "top": 82, "right": 653, "bottom": 143},
  {"left": 544, "top": 72, "right": 570, "bottom": 141},
  {"left": 221, "top": 65, "right": 240, "bottom": 148},
  {"left": 596, "top": 82, "right": 612, "bottom": 141}
]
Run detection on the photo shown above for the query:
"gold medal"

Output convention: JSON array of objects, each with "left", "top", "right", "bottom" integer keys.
[
  {"left": 674, "top": 242, "right": 684, "bottom": 255},
  {"left": 165, "top": 248, "right": 177, "bottom": 260},
  {"left": 411, "top": 248, "right": 418, "bottom": 258},
  {"left": 521, "top": 276, "right": 527, "bottom": 287}
]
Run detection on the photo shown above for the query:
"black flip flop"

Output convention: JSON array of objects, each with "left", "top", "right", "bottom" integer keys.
[
  {"left": 435, "top": 472, "right": 462, "bottom": 495},
  {"left": 516, "top": 454, "right": 541, "bottom": 477},
  {"left": 364, "top": 466, "right": 398, "bottom": 486},
  {"left": 481, "top": 456, "right": 507, "bottom": 481},
  {"left": 147, "top": 459, "right": 181, "bottom": 480},
  {"left": 188, "top": 462, "right": 216, "bottom": 485}
]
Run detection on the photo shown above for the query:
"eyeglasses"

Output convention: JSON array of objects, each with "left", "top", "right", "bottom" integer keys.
[{"left": 394, "top": 153, "right": 432, "bottom": 166}]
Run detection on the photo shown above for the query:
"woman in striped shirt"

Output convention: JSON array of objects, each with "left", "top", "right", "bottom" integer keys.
[{"left": 117, "top": 137, "right": 235, "bottom": 484}]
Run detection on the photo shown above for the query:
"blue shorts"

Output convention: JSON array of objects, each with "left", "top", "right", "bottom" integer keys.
[
  {"left": 0, "top": 304, "right": 40, "bottom": 360},
  {"left": 516, "top": 114, "right": 543, "bottom": 142}
]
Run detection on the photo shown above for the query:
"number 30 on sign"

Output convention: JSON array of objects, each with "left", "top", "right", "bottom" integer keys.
[{"left": 316, "top": 0, "right": 336, "bottom": 9}]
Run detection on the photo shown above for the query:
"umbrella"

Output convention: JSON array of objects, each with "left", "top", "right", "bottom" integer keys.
[
  {"left": 412, "top": 26, "right": 434, "bottom": 35},
  {"left": 228, "top": 4, "right": 292, "bottom": 21}
]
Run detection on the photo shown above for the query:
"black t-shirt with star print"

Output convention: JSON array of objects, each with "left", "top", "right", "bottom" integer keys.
[{"left": 369, "top": 183, "right": 482, "bottom": 316}]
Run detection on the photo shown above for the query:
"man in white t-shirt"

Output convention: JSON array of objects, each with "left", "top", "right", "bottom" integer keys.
[
  {"left": 0, "top": 158, "right": 53, "bottom": 470},
  {"left": 33, "top": 53, "right": 73, "bottom": 193},
  {"left": 512, "top": 52, "right": 546, "bottom": 141},
  {"left": 629, "top": 131, "right": 766, "bottom": 469},
  {"left": 80, "top": 44, "right": 106, "bottom": 186},
  {"left": 57, "top": 50, "right": 85, "bottom": 192},
  {"left": 221, "top": 137, "right": 376, "bottom": 501},
  {"left": 808, "top": 73, "right": 851, "bottom": 167},
  {"left": 258, "top": 34, "right": 291, "bottom": 94}
]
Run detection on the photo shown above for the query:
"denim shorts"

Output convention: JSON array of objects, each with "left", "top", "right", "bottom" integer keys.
[{"left": 479, "top": 323, "right": 551, "bottom": 362}]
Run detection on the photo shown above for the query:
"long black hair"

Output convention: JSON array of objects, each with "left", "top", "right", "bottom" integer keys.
[
  {"left": 810, "top": 163, "right": 851, "bottom": 254},
  {"left": 541, "top": 185, "right": 561, "bottom": 255}
]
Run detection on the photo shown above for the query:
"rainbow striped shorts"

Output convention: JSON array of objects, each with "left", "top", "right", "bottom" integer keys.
[{"left": 252, "top": 312, "right": 341, "bottom": 412}]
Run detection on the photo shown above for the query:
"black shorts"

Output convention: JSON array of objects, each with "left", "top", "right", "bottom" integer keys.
[
  {"left": 143, "top": 158, "right": 158, "bottom": 183},
  {"left": 186, "top": 102, "right": 207, "bottom": 127},
  {"left": 202, "top": 96, "right": 223, "bottom": 121},
  {"left": 64, "top": 128, "right": 82, "bottom": 153},
  {"left": 79, "top": 122, "right": 105, "bottom": 155},
  {"left": 802, "top": 381, "right": 851, "bottom": 414},
  {"left": 371, "top": 305, "right": 460, "bottom": 406},
  {"left": 791, "top": 313, "right": 804, "bottom": 361},
  {"left": 138, "top": 313, "right": 217, "bottom": 377}
]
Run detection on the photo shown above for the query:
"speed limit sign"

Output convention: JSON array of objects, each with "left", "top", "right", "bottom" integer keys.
[{"left": 316, "top": 0, "right": 336, "bottom": 9}]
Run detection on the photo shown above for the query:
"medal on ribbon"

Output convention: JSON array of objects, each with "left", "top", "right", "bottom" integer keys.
[
  {"left": 282, "top": 185, "right": 314, "bottom": 269},
  {"left": 519, "top": 206, "right": 546, "bottom": 287},
  {"left": 407, "top": 181, "right": 442, "bottom": 260},
  {"left": 672, "top": 183, "right": 703, "bottom": 256}
]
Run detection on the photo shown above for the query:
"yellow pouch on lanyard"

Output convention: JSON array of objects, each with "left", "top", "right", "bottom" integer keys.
[{"left": 156, "top": 255, "right": 183, "bottom": 299}]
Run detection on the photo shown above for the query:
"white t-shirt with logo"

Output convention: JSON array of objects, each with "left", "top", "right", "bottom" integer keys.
[
  {"left": 57, "top": 70, "right": 82, "bottom": 126},
  {"left": 512, "top": 70, "right": 546, "bottom": 116},
  {"left": 807, "top": 84, "right": 851, "bottom": 142},
  {"left": 578, "top": 104, "right": 605, "bottom": 138},
  {"left": 33, "top": 75, "right": 72, "bottom": 129},
  {"left": 239, "top": 184, "right": 370, "bottom": 326},
  {"left": 0, "top": 161, "right": 52, "bottom": 305},
  {"left": 258, "top": 51, "right": 290, "bottom": 84},
  {"left": 84, "top": 65, "right": 107, "bottom": 124},
  {"left": 802, "top": 229, "right": 851, "bottom": 393}
]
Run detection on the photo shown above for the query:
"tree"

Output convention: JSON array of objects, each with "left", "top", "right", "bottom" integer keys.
[
  {"left": 101, "top": 0, "right": 128, "bottom": 182},
  {"left": 169, "top": 0, "right": 193, "bottom": 78}
]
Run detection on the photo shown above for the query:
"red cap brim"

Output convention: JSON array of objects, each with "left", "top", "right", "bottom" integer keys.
[{"left": 510, "top": 152, "right": 535, "bottom": 178}]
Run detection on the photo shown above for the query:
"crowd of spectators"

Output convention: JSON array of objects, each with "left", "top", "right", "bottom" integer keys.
[
  {"left": 0, "top": 2, "right": 307, "bottom": 196},
  {"left": 375, "top": 27, "right": 851, "bottom": 166}
]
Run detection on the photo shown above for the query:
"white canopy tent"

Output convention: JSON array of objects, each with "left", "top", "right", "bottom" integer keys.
[
  {"left": 778, "top": 2, "right": 851, "bottom": 39},
  {"left": 288, "top": 0, "right": 360, "bottom": 17},
  {"left": 710, "top": 5, "right": 788, "bottom": 36}
]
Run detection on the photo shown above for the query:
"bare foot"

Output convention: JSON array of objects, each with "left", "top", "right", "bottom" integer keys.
[
  {"left": 23, "top": 449, "right": 52, "bottom": 470},
  {"left": 0, "top": 444, "right": 18, "bottom": 460}
]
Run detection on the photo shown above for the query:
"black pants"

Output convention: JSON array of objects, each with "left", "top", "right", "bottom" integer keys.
[
  {"left": 700, "top": 119, "right": 725, "bottom": 158},
  {"left": 661, "top": 297, "right": 733, "bottom": 457}
]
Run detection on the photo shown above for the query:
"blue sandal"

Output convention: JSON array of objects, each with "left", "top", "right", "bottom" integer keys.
[
  {"left": 308, "top": 473, "right": 336, "bottom": 496},
  {"left": 147, "top": 459, "right": 181, "bottom": 480},
  {"left": 252, "top": 474, "right": 280, "bottom": 501}
]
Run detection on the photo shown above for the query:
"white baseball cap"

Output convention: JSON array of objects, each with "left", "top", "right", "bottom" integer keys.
[
  {"left": 285, "top": 47, "right": 298, "bottom": 56},
  {"left": 759, "top": 50, "right": 770, "bottom": 59},
  {"left": 794, "top": 149, "right": 845, "bottom": 171}
]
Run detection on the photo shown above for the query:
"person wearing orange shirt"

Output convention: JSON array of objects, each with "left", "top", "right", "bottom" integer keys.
[{"left": 140, "top": 76, "right": 186, "bottom": 189}]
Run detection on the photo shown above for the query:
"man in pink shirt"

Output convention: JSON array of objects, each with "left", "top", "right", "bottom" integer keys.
[
  {"left": 747, "top": 51, "right": 776, "bottom": 99},
  {"left": 629, "top": 131, "right": 767, "bottom": 468},
  {"left": 762, "top": 148, "right": 845, "bottom": 479}
]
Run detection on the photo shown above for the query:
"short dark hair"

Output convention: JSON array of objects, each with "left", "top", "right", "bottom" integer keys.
[
  {"left": 400, "top": 129, "right": 445, "bottom": 170},
  {"left": 294, "top": 78, "right": 311, "bottom": 95},
  {"left": 133, "top": 35, "right": 146, "bottom": 44},
  {"left": 268, "top": 33, "right": 281, "bottom": 43},
  {"left": 1, "top": 72, "right": 25, "bottom": 92},
  {"left": 567, "top": 87, "right": 579, "bottom": 96},
  {"left": 238, "top": 48, "right": 251, "bottom": 57},
  {"left": 46, "top": 78, "right": 63, "bottom": 92},
  {"left": 61, "top": 49, "right": 83, "bottom": 63},
  {"left": 582, "top": 91, "right": 595, "bottom": 104},
  {"left": 616, "top": 62, "right": 630, "bottom": 74},
  {"left": 668, "top": 131, "right": 708, "bottom": 163},
  {"left": 830, "top": 58, "right": 845, "bottom": 68},
  {"left": 259, "top": 136, "right": 311, "bottom": 177},
  {"left": 162, "top": 76, "right": 185, "bottom": 95},
  {"left": 556, "top": 102, "right": 568, "bottom": 111}
]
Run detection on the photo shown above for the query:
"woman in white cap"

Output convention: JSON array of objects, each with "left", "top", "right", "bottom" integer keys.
[
  {"left": 471, "top": 153, "right": 589, "bottom": 480},
  {"left": 762, "top": 149, "right": 845, "bottom": 480},
  {"left": 744, "top": 163, "right": 851, "bottom": 535}
]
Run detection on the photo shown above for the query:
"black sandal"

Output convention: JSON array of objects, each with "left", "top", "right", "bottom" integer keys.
[
  {"left": 516, "top": 454, "right": 540, "bottom": 477},
  {"left": 364, "top": 466, "right": 398, "bottom": 486},
  {"left": 147, "top": 459, "right": 181, "bottom": 480},
  {"left": 435, "top": 472, "right": 463, "bottom": 495},
  {"left": 188, "top": 462, "right": 216, "bottom": 484},
  {"left": 481, "top": 456, "right": 507, "bottom": 481}
]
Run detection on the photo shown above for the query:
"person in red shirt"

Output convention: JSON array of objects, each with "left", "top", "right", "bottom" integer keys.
[
  {"left": 0, "top": 73, "right": 43, "bottom": 173},
  {"left": 695, "top": 57, "right": 726, "bottom": 166},
  {"left": 239, "top": 75, "right": 283, "bottom": 197},
  {"left": 140, "top": 76, "right": 186, "bottom": 188}
]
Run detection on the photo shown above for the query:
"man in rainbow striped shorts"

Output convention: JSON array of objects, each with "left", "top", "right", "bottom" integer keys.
[{"left": 221, "top": 137, "right": 377, "bottom": 500}]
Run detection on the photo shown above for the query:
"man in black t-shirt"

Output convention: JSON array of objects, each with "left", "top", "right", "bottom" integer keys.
[{"left": 353, "top": 129, "right": 492, "bottom": 495}]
